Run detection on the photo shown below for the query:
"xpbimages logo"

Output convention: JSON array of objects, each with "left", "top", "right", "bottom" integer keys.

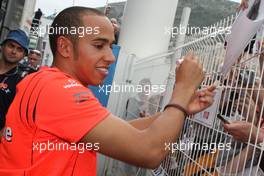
[
  {"left": 164, "top": 25, "right": 231, "bottom": 38},
  {"left": 30, "top": 25, "right": 100, "bottom": 38},
  {"left": 165, "top": 142, "right": 231, "bottom": 154},
  {"left": 33, "top": 141, "right": 100, "bottom": 154},
  {"left": 98, "top": 82, "right": 166, "bottom": 95}
]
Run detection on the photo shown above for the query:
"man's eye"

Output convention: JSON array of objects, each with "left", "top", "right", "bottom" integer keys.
[
  {"left": 17, "top": 48, "right": 24, "bottom": 53},
  {"left": 7, "top": 43, "right": 14, "bottom": 48},
  {"left": 94, "top": 44, "right": 104, "bottom": 49}
]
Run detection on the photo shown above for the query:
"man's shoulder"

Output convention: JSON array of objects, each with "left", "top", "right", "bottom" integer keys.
[
  {"left": 19, "top": 67, "right": 85, "bottom": 90},
  {"left": 16, "top": 67, "right": 74, "bottom": 97},
  {"left": 21, "top": 67, "right": 62, "bottom": 81}
]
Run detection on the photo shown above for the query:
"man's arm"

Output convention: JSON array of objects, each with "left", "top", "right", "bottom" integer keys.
[
  {"left": 82, "top": 85, "right": 193, "bottom": 169},
  {"left": 128, "top": 113, "right": 160, "bottom": 130},
  {"left": 224, "top": 121, "right": 264, "bottom": 143},
  {"left": 81, "top": 52, "right": 213, "bottom": 169},
  {"left": 128, "top": 82, "right": 216, "bottom": 131}
]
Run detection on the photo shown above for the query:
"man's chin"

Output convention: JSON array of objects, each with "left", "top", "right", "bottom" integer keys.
[
  {"left": 4, "top": 58, "right": 21, "bottom": 65},
  {"left": 90, "top": 82, "right": 103, "bottom": 87},
  {"left": 89, "top": 79, "right": 104, "bottom": 87}
]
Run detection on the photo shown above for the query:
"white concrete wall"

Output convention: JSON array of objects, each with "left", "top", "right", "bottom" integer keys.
[
  {"left": 107, "top": 0, "right": 179, "bottom": 116},
  {"left": 39, "top": 17, "right": 54, "bottom": 66},
  {"left": 117, "top": 0, "right": 179, "bottom": 58},
  {"left": 20, "top": 0, "right": 37, "bottom": 34}
]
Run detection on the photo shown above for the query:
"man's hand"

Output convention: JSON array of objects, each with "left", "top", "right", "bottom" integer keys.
[
  {"left": 170, "top": 52, "right": 205, "bottom": 110},
  {"left": 187, "top": 85, "right": 216, "bottom": 114},
  {"left": 236, "top": 94, "right": 258, "bottom": 123},
  {"left": 223, "top": 121, "right": 263, "bottom": 143},
  {"left": 238, "top": 0, "right": 249, "bottom": 11},
  {"left": 175, "top": 51, "right": 204, "bottom": 92}
]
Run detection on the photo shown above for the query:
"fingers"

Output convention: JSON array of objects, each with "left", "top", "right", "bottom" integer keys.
[
  {"left": 200, "top": 89, "right": 214, "bottom": 98},
  {"left": 195, "top": 83, "right": 217, "bottom": 103},
  {"left": 181, "top": 50, "right": 194, "bottom": 63},
  {"left": 186, "top": 50, "right": 194, "bottom": 59},
  {"left": 200, "top": 95, "right": 214, "bottom": 105},
  {"left": 237, "top": 1, "right": 248, "bottom": 11},
  {"left": 243, "top": 2, "right": 249, "bottom": 9},
  {"left": 223, "top": 121, "right": 246, "bottom": 131},
  {"left": 197, "top": 86, "right": 216, "bottom": 98},
  {"left": 198, "top": 84, "right": 216, "bottom": 94},
  {"left": 223, "top": 123, "right": 229, "bottom": 130},
  {"left": 185, "top": 51, "right": 201, "bottom": 67},
  {"left": 223, "top": 123, "right": 237, "bottom": 135},
  {"left": 175, "top": 51, "right": 204, "bottom": 91},
  {"left": 222, "top": 120, "right": 253, "bottom": 142},
  {"left": 207, "top": 84, "right": 217, "bottom": 92},
  {"left": 196, "top": 91, "right": 205, "bottom": 97}
]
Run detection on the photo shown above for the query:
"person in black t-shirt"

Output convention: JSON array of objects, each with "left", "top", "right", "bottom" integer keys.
[
  {"left": 0, "top": 29, "right": 35, "bottom": 130},
  {"left": 30, "top": 8, "right": 43, "bottom": 35}
]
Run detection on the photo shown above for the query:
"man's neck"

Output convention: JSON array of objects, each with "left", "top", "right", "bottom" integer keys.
[{"left": 0, "top": 57, "right": 18, "bottom": 74}]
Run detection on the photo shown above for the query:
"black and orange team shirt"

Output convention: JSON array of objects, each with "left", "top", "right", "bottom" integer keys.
[
  {"left": 0, "top": 63, "right": 36, "bottom": 129},
  {"left": 0, "top": 67, "right": 110, "bottom": 176}
]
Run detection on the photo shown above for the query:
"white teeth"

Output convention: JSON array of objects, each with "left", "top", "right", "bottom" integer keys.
[{"left": 97, "top": 68, "right": 109, "bottom": 74}]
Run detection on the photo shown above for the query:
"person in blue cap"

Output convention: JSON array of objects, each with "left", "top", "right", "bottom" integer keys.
[{"left": 0, "top": 29, "right": 36, "bottom": 130}]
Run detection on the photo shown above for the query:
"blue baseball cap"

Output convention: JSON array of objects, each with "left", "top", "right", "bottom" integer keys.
[{"left": 1, "top": 29, "right": 29, "bottom": 54}]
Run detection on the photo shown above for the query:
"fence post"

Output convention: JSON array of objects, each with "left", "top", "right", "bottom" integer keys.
[{"left": 162, "top": 7, "right": 191, "bottom": 108}]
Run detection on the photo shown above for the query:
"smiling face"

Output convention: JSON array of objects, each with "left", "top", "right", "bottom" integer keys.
[
  {"left": 55, "top": 14, "right": 116, "bottom": 86},
  {"left": 73, "top": 15, "right": 115, "bottom": 86}
]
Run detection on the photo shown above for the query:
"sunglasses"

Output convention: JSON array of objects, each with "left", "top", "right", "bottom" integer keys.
[{"left": 29, "top": 50, "right": 41, "bottom": 56}]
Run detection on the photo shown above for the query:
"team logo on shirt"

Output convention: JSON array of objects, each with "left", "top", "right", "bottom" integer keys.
[
  {"left": 2, "top": 127, "right": 12, "bottom": 142},
  {"left": 73, "top": 92, "right": 89, "bottom": 103},
  {"left": 0, "top": 82, "right": 8, "bottom": 89},
  {"left": 0, "top": 82, "right": 10, "bottom": 93},
  {"left": 63, "top": 79, "right": 82, "bottom": 89}
]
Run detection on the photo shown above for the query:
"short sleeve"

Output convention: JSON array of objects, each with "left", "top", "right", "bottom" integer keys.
[{"left": 36, "top": 76, "right": 110, "bottom": 142}]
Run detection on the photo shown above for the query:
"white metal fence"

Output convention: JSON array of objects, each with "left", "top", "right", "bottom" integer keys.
[{"left": 104, "top": 13, "right": 264, "bottom": 176}]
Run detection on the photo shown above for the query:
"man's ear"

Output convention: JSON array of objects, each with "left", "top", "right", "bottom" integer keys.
[{"left": 56, "top": 36, "right": 74, "bottom": 58}]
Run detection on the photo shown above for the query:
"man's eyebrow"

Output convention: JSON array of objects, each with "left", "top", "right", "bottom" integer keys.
[
  {"left": 9, "top": 41, "right": 21, "bottom": 47},
  {"left": 92, "top": 37, "right": 114, "bottom": 44},
  {"left": 92, "top": 38, "right": 109, "bottom": 43},
  {"left": 8, "top": 42, "right": 15, "bottom": 46}
]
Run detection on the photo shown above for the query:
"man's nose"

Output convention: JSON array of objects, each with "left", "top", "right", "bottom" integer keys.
[
  {"left": 11, "top": 47, "right": 19, "bottom": 55},
  {"left": 11, "top": 48, "right": 17, "bottom": 54},
  {"left": 104, "top": 48, "right": 116, "bottom": 64}
]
